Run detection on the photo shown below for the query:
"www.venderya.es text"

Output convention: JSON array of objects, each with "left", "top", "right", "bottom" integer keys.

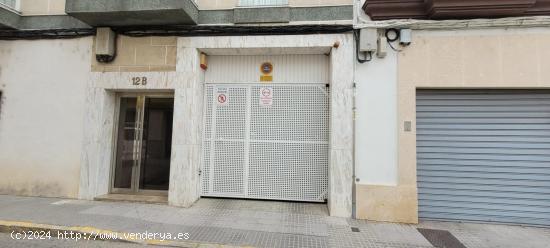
[{"left": 10, "top": 230, "right": 190, "bottom": 242}]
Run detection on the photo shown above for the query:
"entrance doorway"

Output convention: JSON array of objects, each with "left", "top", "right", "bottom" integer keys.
[{"left": 111, "top": 94, "right": 174, "bottom": 195}]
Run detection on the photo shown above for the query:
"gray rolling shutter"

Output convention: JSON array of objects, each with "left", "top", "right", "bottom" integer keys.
[{"left": 416, "top": 90, "right": 550, "bottom": 226}]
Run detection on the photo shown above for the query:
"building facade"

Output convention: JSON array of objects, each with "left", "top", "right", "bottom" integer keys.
[
  {"left": 0, "top": 0, "right": 549, "bottom": 226},
  {"left": 0, "top": 0, "right": 355, "bottom": 218},
  {"left": 355, "top": 0, "right": 550, "bottom": 226}
]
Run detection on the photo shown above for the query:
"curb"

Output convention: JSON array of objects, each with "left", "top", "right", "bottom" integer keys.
[{"left": 0, "top": 220, "right": 251, "bottom": 248}]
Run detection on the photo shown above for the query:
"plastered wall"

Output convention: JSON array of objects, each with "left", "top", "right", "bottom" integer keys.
[
  {"left": 355, "top": 27, "right": 550, "bottom": 224},
  {"left": 0, "top": 37, "right": 92, "bottom": 198},
  {"left": 92, "top": 36, "right": 177, "bottom": 72},
  {"left": 355, "top": 50, "right": 398, "bottom": 186}
]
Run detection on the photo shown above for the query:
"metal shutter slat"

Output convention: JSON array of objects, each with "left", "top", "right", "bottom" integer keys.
[{"left": 417, "top": 90, "right": 550, "bottom": 226}]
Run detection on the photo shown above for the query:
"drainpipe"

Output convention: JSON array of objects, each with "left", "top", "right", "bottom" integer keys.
[
  {"left": 351, "top": 0, "right": 361, "bottom": 219},
  {"left": 352, "top": 77, "right": 357, "bottom": 219}
]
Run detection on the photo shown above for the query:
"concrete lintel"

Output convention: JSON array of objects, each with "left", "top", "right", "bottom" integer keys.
[
  {"left": 3, "top": 5, "right": 353, "bottom": 30},
  {"left": 198, "top": 9, "right": 234, "bottom": 25},
  {"left": 234, "top": 7, "right": 290, "bottom": 24},
  {"left": 200, "top": 5, "right": 353, "bottom": 25},
  {"left": 290, "top": 5, "right": 354, "bottom": 22},
  {"left": 17, "top": 15, "right": 91, "bottom": 30},
  {"left": 65, "top": 0, "right": 199, "bottom": 26},
  {"left": 0, "top": 7, "right": 20, "bottom": 29}
]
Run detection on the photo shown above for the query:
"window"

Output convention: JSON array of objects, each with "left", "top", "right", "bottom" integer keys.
[
  {"left": 0, "top": 0, "right": 18, "bottom": 11},
  {"left": 239, "top": 0, "right": 288, "bottom": 7}
]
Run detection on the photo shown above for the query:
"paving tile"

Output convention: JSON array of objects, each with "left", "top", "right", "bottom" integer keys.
[{"left": 1, "top": 196, "right": 548, "bottom": 248}]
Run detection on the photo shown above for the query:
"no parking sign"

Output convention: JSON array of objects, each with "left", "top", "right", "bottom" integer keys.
[
  {"left": 259, "top": 87, "right": 273, "bottom": 106},
  {"left": 216, "top": 87, "right": 229, "bottom": 106}
]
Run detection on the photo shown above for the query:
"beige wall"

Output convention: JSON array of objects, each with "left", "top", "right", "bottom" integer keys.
[
  {"left": 92, "top": 36, "right": 177, "bottom": 72},
  {"left": 20, "top": 0, "right": 65, "bottom": 15},
  {"left": 356, "top": 28, "right": 550, "bottom": 224},
  {"left": 198, "top": 0, "right": 351, "bottom": 9}
]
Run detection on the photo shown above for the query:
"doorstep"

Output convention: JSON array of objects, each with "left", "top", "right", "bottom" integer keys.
[{"left": 94, "top": 194, "right": 168, "bottom": 204}]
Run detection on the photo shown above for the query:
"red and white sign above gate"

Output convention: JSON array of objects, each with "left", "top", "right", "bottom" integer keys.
[
  {"left": 259, "top": 87, "right": 273, "bottom": 106},
  {"left": 216, "top": 88, "right": 229, "bottom": 106}
]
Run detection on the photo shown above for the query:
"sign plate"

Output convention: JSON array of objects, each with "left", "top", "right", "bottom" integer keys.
[
  {"left": 216, "top": 87, "right": 229, "bottom": 106},
  {"left": 259, "top": 87, "right": 273, "bottom": 106},
  {"left": 260, "top": 62, "right": 273, "bottom": 75},
  {"left": 260, "top": 62, "right": 273, "bottom": 82},
  {"left": 260, "top": 75, "right": 273, "bottom": 82}
]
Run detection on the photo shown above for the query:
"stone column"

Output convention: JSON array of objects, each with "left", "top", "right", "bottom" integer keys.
[
  {"left": 328, "top": 33, "right": 354, "bottom": 217},
  {"left": 169, "top": 46, "right": 204, "bottom": 207},
  {"left": 79, "top": 79, "right": 116, "bottom": 200}
]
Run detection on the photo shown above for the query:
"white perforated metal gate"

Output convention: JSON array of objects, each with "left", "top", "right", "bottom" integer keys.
[{"left": 201, "top": 84, "right": 329, "bottom": 202}]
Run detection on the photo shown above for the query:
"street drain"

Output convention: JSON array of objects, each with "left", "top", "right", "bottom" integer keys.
[
  {"left": 417, "top": 228, "right": 467, "bottom": 248},
  {"left": 351, "top": 227, "right": 360, "bottom": 232}
]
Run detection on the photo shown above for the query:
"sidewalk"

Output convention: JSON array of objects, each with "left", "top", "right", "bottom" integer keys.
[{"left": 0, "top": 195, "right": 548, "bottom": 248}]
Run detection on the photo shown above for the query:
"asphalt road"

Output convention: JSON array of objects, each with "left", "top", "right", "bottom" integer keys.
[{"left": 0, "top": 233, "right": 167, "bottom": 248}]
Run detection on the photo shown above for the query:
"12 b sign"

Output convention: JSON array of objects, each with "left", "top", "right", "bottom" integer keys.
[{"left": 131, "top": 77, "right": 148, "bottom": 86}]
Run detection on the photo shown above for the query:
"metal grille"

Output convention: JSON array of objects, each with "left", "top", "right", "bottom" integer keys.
[
  {"left": 417, "top": 229, "right": 467, "bottom": 248},
  {"left": 202, "top": 84, "right": 329, "bottom": 202}
]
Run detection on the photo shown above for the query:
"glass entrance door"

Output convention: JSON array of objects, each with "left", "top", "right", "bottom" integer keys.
[{"left": 112, "top": 94, "right": 174, "bottom": 194}]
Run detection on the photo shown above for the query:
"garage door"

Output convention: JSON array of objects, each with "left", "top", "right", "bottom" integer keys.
[
  {"left": 201, "top": 84, "right": 329, "bottom": 202},
  {"left": 417, "top": 90, "right": 550, "bottom": 226}
]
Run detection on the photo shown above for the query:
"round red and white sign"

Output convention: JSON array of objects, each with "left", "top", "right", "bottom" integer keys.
[
  {"left": 261, "top": 88, "right": 272, "bottom": 97},
  {"left": 217, "top": 94, "right": 227, "bottom": 104}
]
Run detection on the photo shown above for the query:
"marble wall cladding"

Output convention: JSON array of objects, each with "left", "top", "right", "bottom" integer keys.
[
  {"left": 90, "top": 72, "right": 188, "bottom": 89},
  {"left": 167, "top": 47, "right": 204, "bottom": 207},
  {"left": 177, "top": 34, "right": 355, "bottom": 217},
  {"left": 169, "top": 89, "right": 204, "bottom": 207},
  {"left": 328, "top": 148, "right": 354, "bottom": 217},
  {"left": 79, "top": 87, "right": 115, "bottom": 200},
  {"left": 328, "top": 33, "right": 354, "bottom": 218},
  {"left": 329, "top": 88, "right": 354, "bottom": 150},
  {"left": 169, "top": 144, "right": 202, "bottom": 207},
  {"left": 78, "top": 71, "right": 190, "bottom": 201}
]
